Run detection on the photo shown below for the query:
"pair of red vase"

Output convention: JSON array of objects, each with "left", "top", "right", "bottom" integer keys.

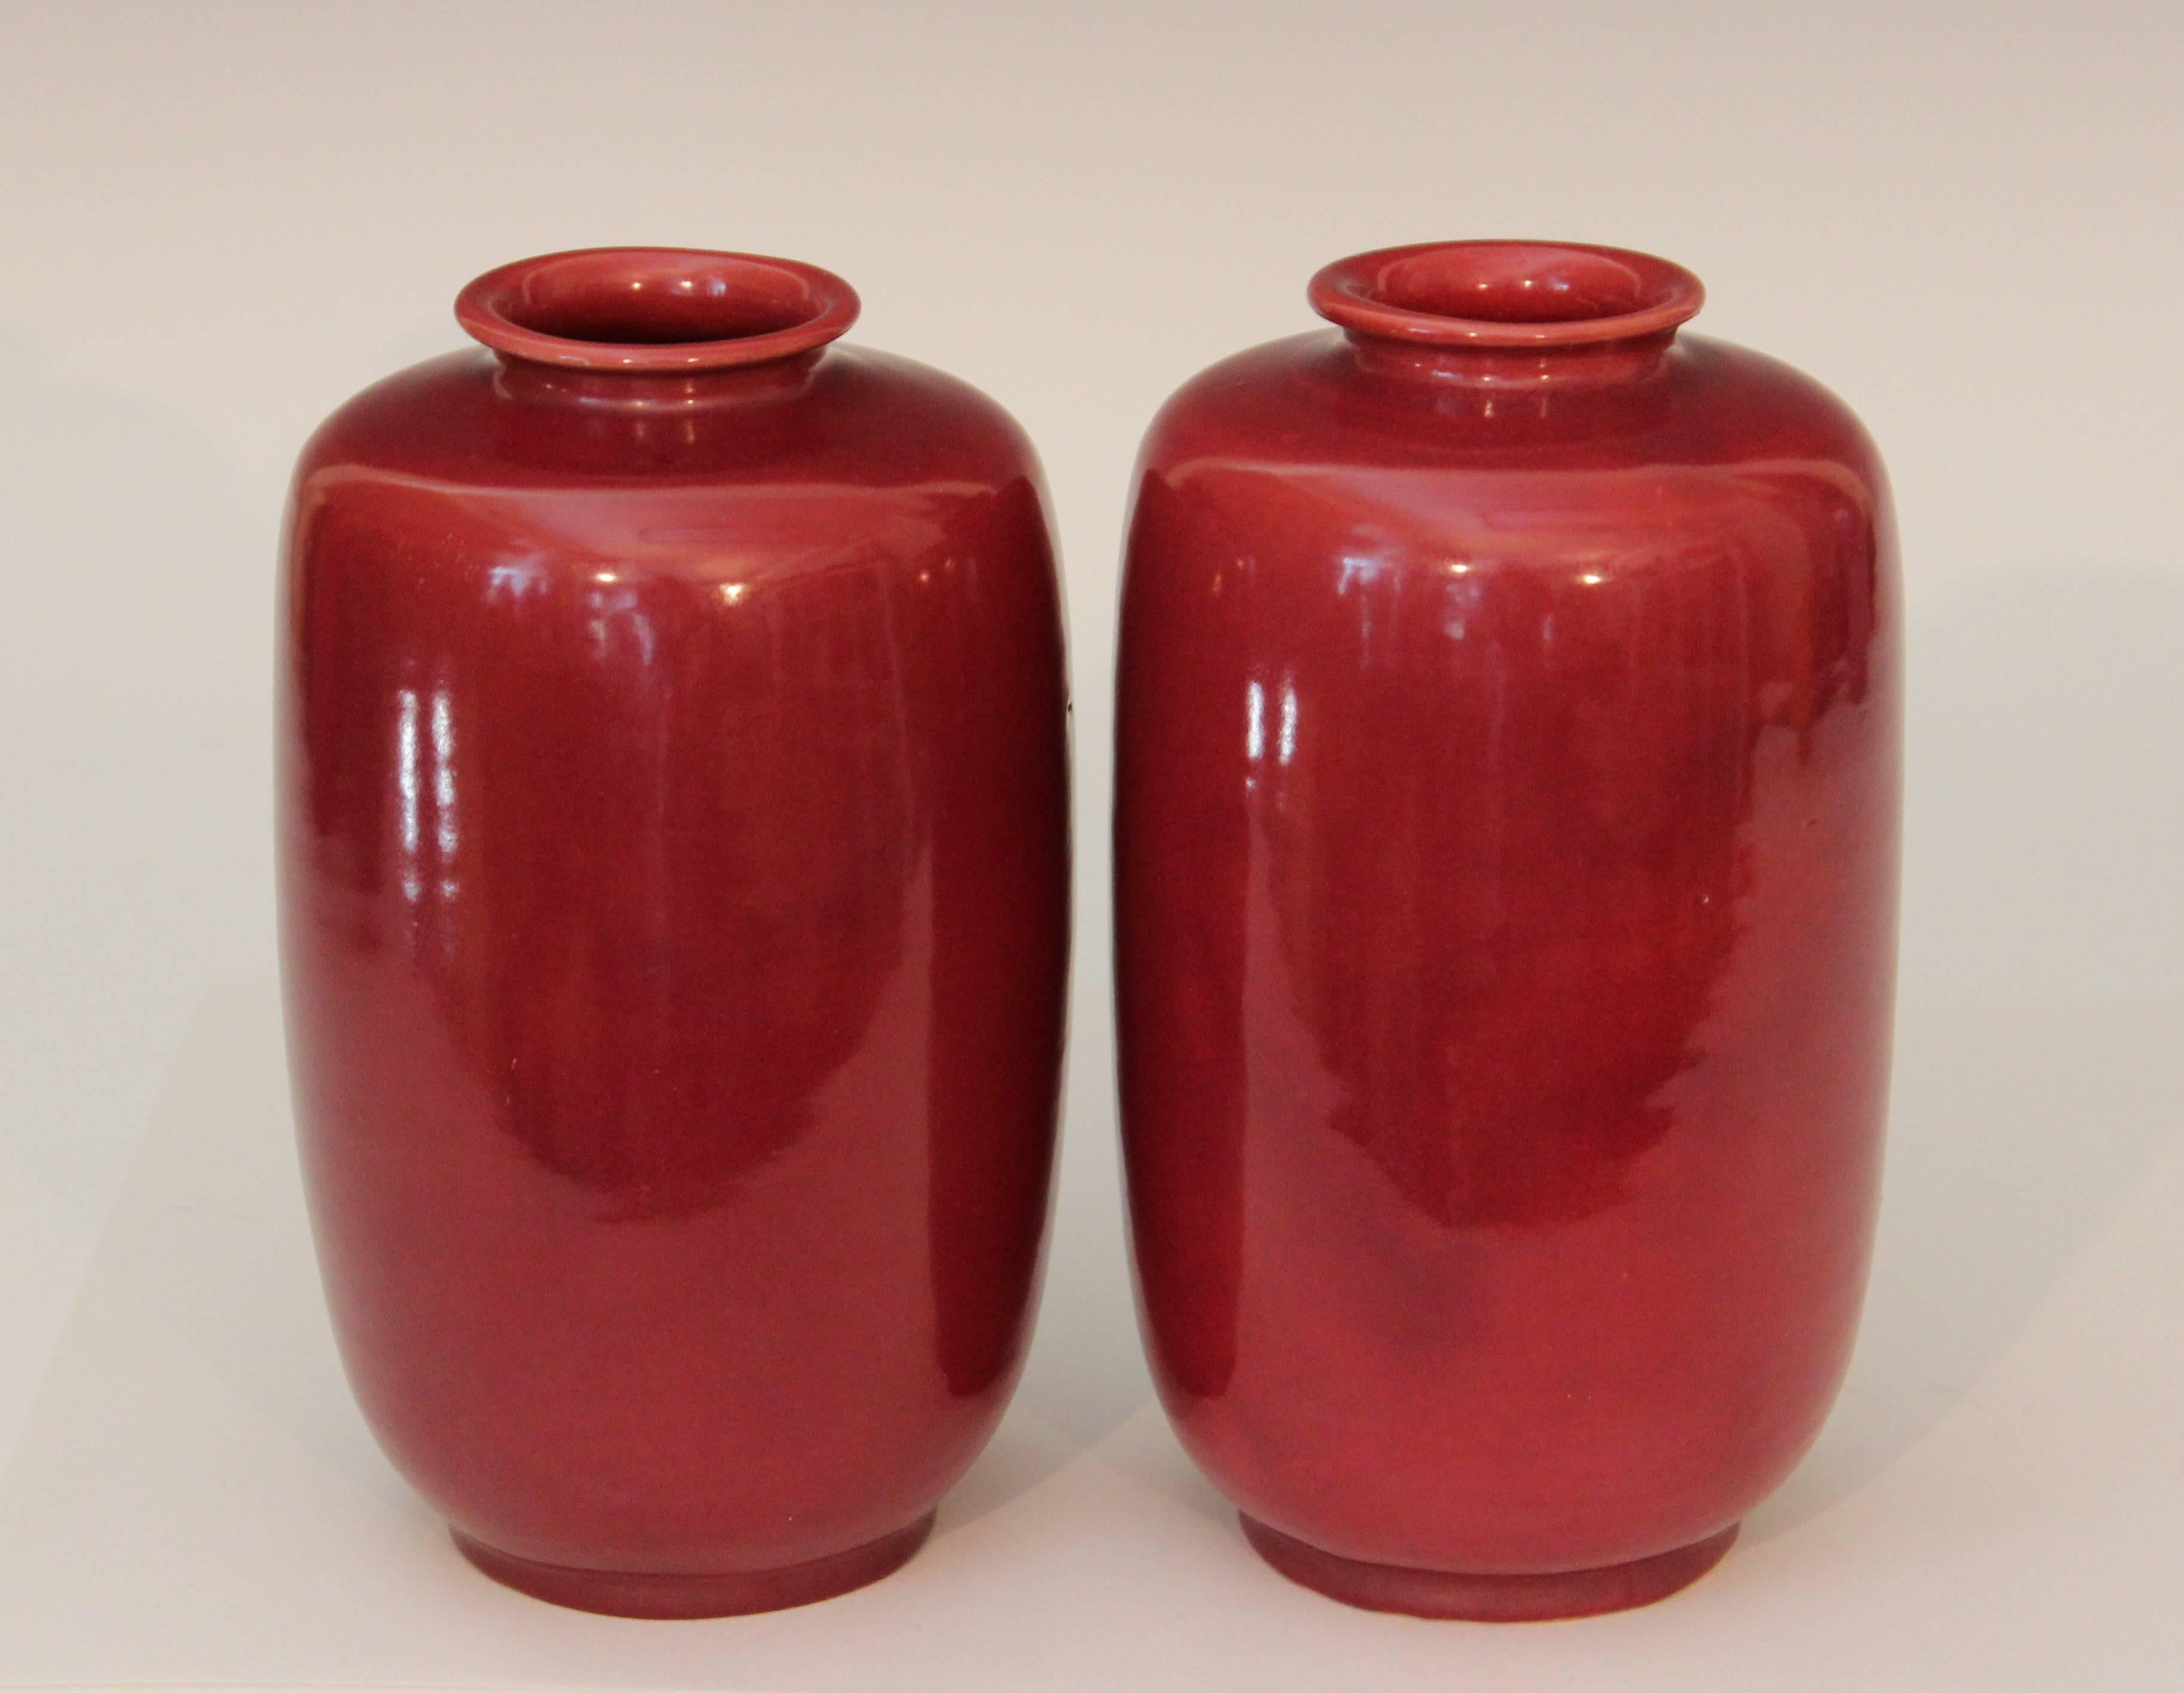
[{"left": 278, "top": 243, "right": 1898, "bottom": 1623}]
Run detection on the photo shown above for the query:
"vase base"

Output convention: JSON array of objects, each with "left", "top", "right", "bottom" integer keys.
[
  {"left": 451, "top": 1512, "right": 936, "bottom": 1618},
  {"left": 1238, "top": 1515, "right": 1739, "bottom": 1622}
]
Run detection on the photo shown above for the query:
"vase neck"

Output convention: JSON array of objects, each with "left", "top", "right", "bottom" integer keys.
[
  {"left": 491, "top": 352, "right": 826, "bottom": 411},
  {"left": 1342, "top": 329, "right": 1679, "bottom": 390},
  {"left": 1311, "top": 241, "right": 1702, "bottom": 391}
]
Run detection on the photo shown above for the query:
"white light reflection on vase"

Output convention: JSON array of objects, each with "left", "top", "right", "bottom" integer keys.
[
  {"left": 396, "top": 687, "right": 421, "bottom": 902},
  {"left": 431, "top": 685, "right": 459, "bottom": 899},
  {"left": 394, "top": 682, "right": 461, "bottom": 906}
]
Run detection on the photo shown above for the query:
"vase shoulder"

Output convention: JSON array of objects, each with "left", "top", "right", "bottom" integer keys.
[
  {"left": 1140, "top": 330, "right": 1882, "bottom": 487},
  {"left": 297, "top": 344, "right": 1044, "bottom": 499}
]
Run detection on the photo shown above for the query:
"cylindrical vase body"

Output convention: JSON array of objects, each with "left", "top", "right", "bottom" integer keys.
[
  {"left": 1114, "top": 242, "right": 1899, "bottom": 1619},
  {"left": 278, "top": 248, "right": 1070, "bottom": 1616}
]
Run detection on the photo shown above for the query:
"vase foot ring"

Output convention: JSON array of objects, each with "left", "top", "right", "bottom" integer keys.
[
  {"left": 1240, "top": 1515, "right": 1739, "bottom": 1622},
  {"left": 452, "top": 1511, "right": 936, "bottom": 1618}
]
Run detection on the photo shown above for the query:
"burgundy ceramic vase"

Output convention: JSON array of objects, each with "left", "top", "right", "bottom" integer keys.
[
  {"left": 278, "top": 248, "right": 1070, "bottom": 1616},
  {"left": 1114, "top": 241, "right": 1899, "bottom": 1619}
]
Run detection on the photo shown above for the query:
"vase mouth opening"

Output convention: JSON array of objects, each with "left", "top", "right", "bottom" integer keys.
[
  {"left": 1309, "top": 241, "right": 1703, "bottom": 349},
  {"left": 455, "top": 247, "right": 860, "bottom": 372}
]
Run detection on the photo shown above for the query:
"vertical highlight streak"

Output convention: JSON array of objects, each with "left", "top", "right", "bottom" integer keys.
[
  {"left": 394, "top": 687, "right": 421, "bottom": 902},
  {"left": 430, "top": 686, "right": 458, "bottom": 858}
]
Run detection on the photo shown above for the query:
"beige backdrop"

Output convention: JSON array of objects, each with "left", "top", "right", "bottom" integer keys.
[{"left": 1, "top": 2, "right": 2179, "bottom": 1686}]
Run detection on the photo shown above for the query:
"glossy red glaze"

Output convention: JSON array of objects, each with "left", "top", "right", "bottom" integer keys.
[
  {"left": 1114, "top": 241, "right": 1899, "bottom": 1619},
  {"left": 278, "top": 249, "right": 1070, "bottom": 1616}
]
